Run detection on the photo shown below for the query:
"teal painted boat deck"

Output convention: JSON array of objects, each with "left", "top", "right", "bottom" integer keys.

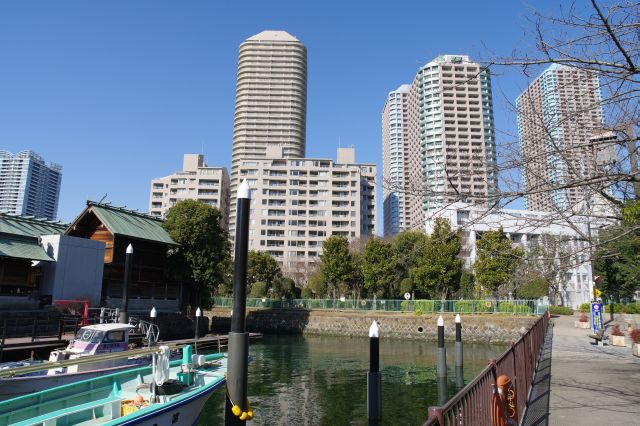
[{"left": 0, "top": 353, "right": 226, "bottom": 426}]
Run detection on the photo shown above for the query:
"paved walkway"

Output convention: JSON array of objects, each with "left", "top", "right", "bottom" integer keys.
[{"left": 523, "top": 315, "right": 640, "bottom": 425}]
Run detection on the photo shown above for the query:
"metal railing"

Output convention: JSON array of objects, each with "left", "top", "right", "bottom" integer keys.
[
  {"left": 211, "top": 297, "right": 548, "bottom": 315},
  {"left": 423, "top": 312, "right": 549, "bottom": 425}
]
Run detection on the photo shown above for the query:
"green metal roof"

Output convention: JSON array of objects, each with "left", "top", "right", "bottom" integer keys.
[
  {"left": 85, "top": 202, "right": 176, "bottom": 245},
  {"left": 0, "top": 237, "right": 54, "bottom": 261},
  {"left": 0, "top": 213, "right": 67, "bottom": 238}
]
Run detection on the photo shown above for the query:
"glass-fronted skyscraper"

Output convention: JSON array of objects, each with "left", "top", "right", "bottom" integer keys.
[{"left": 0, "top": 150, "right": 62, "bottom": 220}]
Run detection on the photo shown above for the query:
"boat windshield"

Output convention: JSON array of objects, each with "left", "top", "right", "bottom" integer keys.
[{"left": 74, "top": 328, "right": 105, "bottom": 344}]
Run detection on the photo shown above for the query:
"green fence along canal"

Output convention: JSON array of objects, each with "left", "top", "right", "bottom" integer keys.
[{"left": 199, "top": 334, "right": 506, "bottom": 425}]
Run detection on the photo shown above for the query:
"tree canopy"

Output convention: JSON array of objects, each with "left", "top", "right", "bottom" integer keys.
[
  {"left": 411, "top": 218, "right": 463, "bottom": 299},
  {"left": 474, "top": 227, "right": 524, "bottom": 297},
  {"left": 320, "top": 236, "right": 355, "bottom": 299},
  {"left": 163, "top": 199, "right": 230, "bottom": 306},
  {"left": 362, "top": 238, "right": 397, "bottom": 298}
]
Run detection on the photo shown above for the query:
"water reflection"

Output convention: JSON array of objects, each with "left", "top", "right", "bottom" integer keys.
[{"left": 200, "top": 335, "right": 505, "bottom": 425}]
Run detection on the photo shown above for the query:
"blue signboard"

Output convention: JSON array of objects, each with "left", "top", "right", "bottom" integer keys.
[{"left": 591, "top": 302, "right": 603, "bottom": 333}]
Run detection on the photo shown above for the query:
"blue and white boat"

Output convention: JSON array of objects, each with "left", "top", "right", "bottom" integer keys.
[
  {"left": 0, "top": 345, "right": 226, "bottom": 426},
  {"left": 0, "top": 322, "right": 177, "bottom": 401}
]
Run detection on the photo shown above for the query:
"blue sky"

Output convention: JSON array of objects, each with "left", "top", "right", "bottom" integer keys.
[{"left": 0, "top": 0, "right": 561, "bottom": 224}]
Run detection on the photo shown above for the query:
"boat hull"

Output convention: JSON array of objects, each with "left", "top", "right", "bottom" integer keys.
[
  {"left": 114, "top": 378, "right": 223, "bottom": 425},
  {"left": 0, "top": 363, "right": 144, "bottom": 401}
]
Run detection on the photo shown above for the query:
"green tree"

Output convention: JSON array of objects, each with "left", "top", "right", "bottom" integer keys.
[
  {"left": 474, "top": 227, "right": 524, "bottom": 297},
  {"left": 361, "top": 238, "right": 398, "bottom": 298},
  {"left": 593, "top": 203, "right": 640, "bottom": 300},
  {"left": 350, "top": 252, "right": 366, "bottom": 300},
  {"left": 410, "top": 218, "right": 463, "bottom": 299},
  {"left": 393, "top": 231, "right": 429, "bottom": 288},
  {"left": 320, "top": 236, "right": 354, "bottom": 299},
  {"left": 458, "top": 270, "right": 476, "bottom": 299},
  {"left": 272, "top": 277, "right": 298, "bottom": 299},
  {"left": 247, "top": 250, "right": 282, "bottom": 290},
  {"left": 163, "top": 199, "right": 230, "bottom": 306},
  {"left": 305, "top": 269, "right": 327, "bottom": 298},
  {"left": 248, "top": 281, "right": 268, "bottom": 298},
  {"left": 399, "top": 278, "right": 413, "bottom": 297},
  {"left": 516, "top": 273, "right": 549, "bottom": 299}
]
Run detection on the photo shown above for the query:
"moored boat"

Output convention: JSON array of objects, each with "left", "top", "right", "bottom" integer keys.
[
  {"left": 0, "top": 321, "right": 176, "bottom": 401},
  {"left": 0, "top": 345, "right": 226, "bottom": 426}
]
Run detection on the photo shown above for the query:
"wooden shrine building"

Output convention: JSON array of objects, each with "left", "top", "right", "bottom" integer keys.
[{"left": 66, "top": 201, "right": 180, "bottom": 311}]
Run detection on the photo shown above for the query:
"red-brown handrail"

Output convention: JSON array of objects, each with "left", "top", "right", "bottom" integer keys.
[{"left": 423, "top": 312, "right": 549, "bottom": 426}]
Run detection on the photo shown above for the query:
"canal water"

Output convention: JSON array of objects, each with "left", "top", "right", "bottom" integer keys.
[{"left": 199, "top": 334, "right": 506, "bottom": 425}]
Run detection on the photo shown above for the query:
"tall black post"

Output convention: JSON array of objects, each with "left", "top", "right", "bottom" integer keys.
[
  {"left": 436, "top": 315, "right": 447, "bottom": 378},
  {"left": 454, "top": 314, "right": 464, "bottom": 389},
  {"left": 436, "top": 316, "right": 448, "bottom": 405},
  {"left": 119, "top": 244, "right": 133, "bottom": 324},
  {"left": 367, "top": 320, "right": 381, "bottom": 423},
  {"left": 225, "top": 180, "right": 251, "bottom": 425}
]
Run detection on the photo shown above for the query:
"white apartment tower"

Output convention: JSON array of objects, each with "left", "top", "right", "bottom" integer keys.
[
  {"left": 383, "top": 55, "right": 498, "bottom": 233},
  {"left": 0, "top": 150, "right": 62, "bottom": 220},
  {"left": 237, "top": 146, "right": 376, "bottom": 273},
  {"left": 230, "top": 30, "right": 307, "bottom": 238},
  {"left": 517, "top": 65, "right": 606, "bottom": 212},
  {"left": 412, "top": 55, "right": 498, "bottom": 219},
  {"left": 382, "top": 85, "right": 421, "bottom": 235},
  {"left": 149, "top": 154, "right": 230, "bottom": 229}
]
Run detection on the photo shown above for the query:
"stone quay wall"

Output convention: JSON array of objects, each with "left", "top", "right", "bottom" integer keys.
[{"left": 206, "top": 308, "right": 539, "bottom": 344}]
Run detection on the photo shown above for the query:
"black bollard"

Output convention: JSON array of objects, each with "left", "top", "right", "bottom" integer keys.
[
  {"left": 436, "top": 316, "right": 447, "bottom": 379},
  {"left": 454, "top": 314, "right": 464, "bottom": 389},
  {"left": 437, "top": 375, "right": 448, "bottom": 406},
  {"left": 367, "top": 320, "right": 381, "bottom": 422},
  {"left": 150, "top": 307, "right": 157, "bottom": 347},
  {"left": 225, "top": 180, "right": 252, "bottom": 425},
  {"left": 118, "top": 244, "right": 133, "bottom": 324}
]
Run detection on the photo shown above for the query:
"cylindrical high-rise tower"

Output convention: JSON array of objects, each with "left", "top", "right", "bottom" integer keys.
[{"left": 229, "top": 30, "right": 307, "bottom": 237}]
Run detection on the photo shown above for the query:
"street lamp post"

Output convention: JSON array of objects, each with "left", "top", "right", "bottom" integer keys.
[
  {"left": 119, "top": 244, "right": 133, "bottom": 324},
  {"left": 195, "top": 307, "right": 202, "bottom": 354}
]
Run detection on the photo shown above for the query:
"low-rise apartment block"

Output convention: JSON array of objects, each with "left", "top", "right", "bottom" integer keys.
[
  {"left": 238, "top": 146, "right": 376, "bottom": 270},
  {"left": 425, "top": 203, "right": 612, "bottom": 308},
  {"left": 149, "top": 154, "right": 230, "bottom": 229}
]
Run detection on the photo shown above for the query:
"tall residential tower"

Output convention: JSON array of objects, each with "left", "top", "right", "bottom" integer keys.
[
  {"left": 517, "top": 64, "right": 606, "bottom": 212},
  {"left": 0, "top": 150, "right": 62, "bottom": 220},
  {"left": 383, "top": 55, "right": 498, "bottom": 234},
  {"left": 229, "top": 30, "right": 307, "bottom": 237},
  {"left": 382, "top": 85, "right": 421, "bottom": 235}
]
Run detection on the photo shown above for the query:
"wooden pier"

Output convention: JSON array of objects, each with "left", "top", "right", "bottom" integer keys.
[{"left": 0, "top": 332, "right": 263, "bottom": 362}]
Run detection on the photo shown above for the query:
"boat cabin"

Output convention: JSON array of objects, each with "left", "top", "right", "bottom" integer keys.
[{"left": 64, "top": 323, "right": 136, "bottom": 356}]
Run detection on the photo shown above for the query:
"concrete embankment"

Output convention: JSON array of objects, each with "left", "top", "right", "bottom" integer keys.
[{"left": 206, "top": 308, "right": 538, "bottom": 344}]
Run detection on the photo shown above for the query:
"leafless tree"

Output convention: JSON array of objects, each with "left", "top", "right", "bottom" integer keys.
[{"left": 381, "top": 0, "right": 638, "bottom": 257}]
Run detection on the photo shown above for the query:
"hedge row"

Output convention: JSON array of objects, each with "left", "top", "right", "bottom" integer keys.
[{"left": 578, "top": 302, "right": 640, "bottom": 314}]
